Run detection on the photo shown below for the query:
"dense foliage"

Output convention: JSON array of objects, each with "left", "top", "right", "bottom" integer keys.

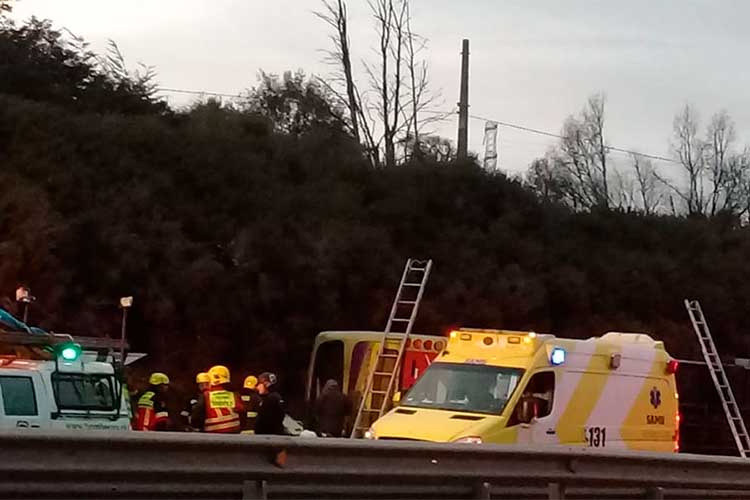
[{"left": 2, "top": 18, "right": 750, "bottom": 452}]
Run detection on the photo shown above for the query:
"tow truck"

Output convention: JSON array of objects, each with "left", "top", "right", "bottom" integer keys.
[{"left": 0, "top": 316, "right": 132, "bottom": 431}]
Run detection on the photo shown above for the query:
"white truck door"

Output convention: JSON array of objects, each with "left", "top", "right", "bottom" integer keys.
[{"left": 0, "top": 373, "right": 47, "bottom": 430}]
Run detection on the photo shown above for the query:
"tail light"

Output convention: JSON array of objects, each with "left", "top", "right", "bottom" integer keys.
[{"left": 666, "top": 359, "right": 679, "bottom": 374}]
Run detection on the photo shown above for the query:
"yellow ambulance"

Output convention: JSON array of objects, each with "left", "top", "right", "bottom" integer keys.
[{"left": 366, "top": 328, "right": 680, "bottom": 452}]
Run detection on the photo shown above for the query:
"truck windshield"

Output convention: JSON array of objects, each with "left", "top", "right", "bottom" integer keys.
[
  {"left": 52, "top": 373, "right": 117, "bottom": 411},
  {"left": 402, "top": 362, "right": 523, "bottom": 415}
]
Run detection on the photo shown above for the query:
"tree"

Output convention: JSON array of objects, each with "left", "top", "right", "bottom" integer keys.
[
  {"left": 704, "top": 110, "right": 740, "bottom": 216},
  {"left": 0, "top": 17, "right": 167, "bottom": 115},
  {"left": 631, "top": 154, "right": 663, "bottom": 215},
  {"left": 244, "top": 70, "right": 348, "bottom": 136},
  {"left": 525, "top": 156, "right": 572, "bottom": 205},
  {"left": 657, "top": 105, "right": 750, "bottom": 217},
  {"left": 531, "top": 94, "right": 611, "bottom": 210},
  {"left": 316, "top": 0, "right": 441, "bottom": 167},
  {"left": 314, "top": 1, "right": 366, "bottom": 145},
  {"left": 659, "top": 104, "right": 706, "bottom": 215}
]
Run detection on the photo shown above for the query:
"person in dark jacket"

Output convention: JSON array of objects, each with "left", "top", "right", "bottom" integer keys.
[
  {"left": 254, "top": 372, "right": 286, "bottom": 435},
  {"left": 313, "top": 379, "right": 352, "bottom": 437}
]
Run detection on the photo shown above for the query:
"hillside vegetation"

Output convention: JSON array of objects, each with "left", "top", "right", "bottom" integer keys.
[{"left": 1, "top": 18, "right": 749, "bottom": 430}]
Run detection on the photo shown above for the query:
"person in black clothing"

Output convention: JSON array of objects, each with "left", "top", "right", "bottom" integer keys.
[
  {"left": 254, "top": 372, "right": 286, "bottom": 435},
  {"left": 314, "top": 379, "right": 352, "bottom": 437}
]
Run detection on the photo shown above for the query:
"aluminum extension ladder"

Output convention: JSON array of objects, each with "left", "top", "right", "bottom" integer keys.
[
  {"left": 350, "top": 258, "right": 432, "bottom": 438},
  {"left": 685, "top": 299, "right": 750, "bottom": 457}
]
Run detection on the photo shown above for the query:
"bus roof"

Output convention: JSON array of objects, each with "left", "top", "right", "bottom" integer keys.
[{"left": 315, "top": 330, "right": 441, "bottom": 344}]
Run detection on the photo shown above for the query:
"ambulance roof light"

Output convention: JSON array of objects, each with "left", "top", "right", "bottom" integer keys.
[{"left": 550, "top": 347, "right": 566, "bottom": 366}]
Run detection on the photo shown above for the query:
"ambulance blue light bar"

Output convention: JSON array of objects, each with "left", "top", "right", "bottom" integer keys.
[{"left": 550, "top": 347, "right": 566, "bottom": 366}]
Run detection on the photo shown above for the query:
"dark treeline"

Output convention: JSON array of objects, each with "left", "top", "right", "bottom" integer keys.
[{"left": 2, "top": 15, "right": 750, "bottom": 447}]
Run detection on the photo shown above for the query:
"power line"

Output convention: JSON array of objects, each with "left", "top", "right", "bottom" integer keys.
[
  {"left": 158, "top": 87, "right": 680, "bottom": 165},
  {"left": 470, "top": 112, "right": 680, "bottom": 164},
  {"left": 158, "top": 87, "right": 245, "bottom": 99}
]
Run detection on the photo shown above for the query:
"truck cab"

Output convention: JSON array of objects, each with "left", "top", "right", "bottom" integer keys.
[{"left": 0, "top": 353, "right": 131, "bottom": 431}]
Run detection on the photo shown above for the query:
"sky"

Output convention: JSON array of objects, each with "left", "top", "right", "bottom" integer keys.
[{"left": 9, "top": 0, "right": 750, "bottom": 176}]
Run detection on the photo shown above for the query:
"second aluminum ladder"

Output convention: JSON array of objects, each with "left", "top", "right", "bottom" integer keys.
[{"left": 685, "top": 299, "right": 750, "bottom": 457}]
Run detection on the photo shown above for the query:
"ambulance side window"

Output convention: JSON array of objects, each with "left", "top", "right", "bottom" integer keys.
[
  {"left": 0, "top": 376, "right": 38, "bottom": 416},
  {"left": 509, "top": 371, "right": 554, "bottom": 425}
]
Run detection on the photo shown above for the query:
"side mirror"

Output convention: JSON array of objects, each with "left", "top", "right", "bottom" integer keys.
[{"left": 392, "top": 391, "right": 401, "bottom": 404}]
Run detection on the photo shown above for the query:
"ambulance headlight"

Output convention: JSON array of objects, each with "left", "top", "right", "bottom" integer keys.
[
  {"left": 550, "top": 347, "right": 566, "bottom": 366},
  {"left": 364, "top": 427, "right": 376, "bottom": 439}
]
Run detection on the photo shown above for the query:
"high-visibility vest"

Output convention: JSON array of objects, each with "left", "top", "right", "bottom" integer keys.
[
  {"left": 134, "top": 391, "right": 168, "bottom": 431},
  {"left": 204, "top": 388, "right": 241, "bottom": 433}
]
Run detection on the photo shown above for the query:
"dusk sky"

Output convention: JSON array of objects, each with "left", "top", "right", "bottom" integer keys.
[{"left": 11, "top": 0, "right": 750, "bottom": 176}]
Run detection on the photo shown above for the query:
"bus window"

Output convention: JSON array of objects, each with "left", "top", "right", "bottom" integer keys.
[{"left": 311, "top": 340, "right": 344, "bottom": 401}]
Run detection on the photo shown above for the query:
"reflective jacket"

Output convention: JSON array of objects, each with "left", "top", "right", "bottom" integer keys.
[
  {"left": 203, "top": 386, "right": 242, "bottom": 433},
  {"left": 134, "top": 390, "right": 169, "bottom": 431}
]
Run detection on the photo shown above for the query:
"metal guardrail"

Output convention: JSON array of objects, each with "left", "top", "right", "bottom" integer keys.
[{"left": 1, "top": 430, "right": 750, "bottom": 499}]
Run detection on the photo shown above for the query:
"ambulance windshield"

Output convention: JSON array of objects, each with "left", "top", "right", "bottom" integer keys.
[
  {"left": 402, "top": 362, "right": 523, "bottom": 415},
  {"left": 52, "top": 373, "right": 117, "bottom": 411}
]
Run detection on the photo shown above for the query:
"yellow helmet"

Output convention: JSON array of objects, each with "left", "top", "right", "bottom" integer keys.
[
  {"left": 208, "top": 365, "right": 230, "bottom": 386},
  {"left": 196, "top": 372, "right": 210, "bottom": 384},
  {"left": 149, "top": 372, "right": 170, "bottom": 386},
  {"left": 243, "top": 375, "right": 258, "bottom": 390}
]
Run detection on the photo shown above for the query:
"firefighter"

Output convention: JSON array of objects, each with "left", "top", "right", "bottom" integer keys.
[
  {"left": 192, "top": 365, "right": 242, "bottom": 433},
  {"left": 240, "top": 375, "right": 262, "bottom": 434},
  {"left": 255, "top": 372, "right": 286, "bottom": 435},
  {"left": 180, "top": 372, "right": 211, "bottom": 431},
  {"left": 134, "top": 372, "right": 171, "bottom": 431}
]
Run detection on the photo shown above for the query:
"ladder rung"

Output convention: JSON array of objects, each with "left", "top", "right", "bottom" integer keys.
[
  {"left": 398, "top": 300, "right": 417, "bottom": 305},
  {"left": 380, "top": 353, "right": 399, "bottom": 359},
  {"left": 362, "top": 408, "right": 381, "bottom": 413},
  {"left": 402, "top": 282, "right": 422, "bottom": 287},
  {"left": 391, "top": 318, "right": 410, "bottom": 322},
  {"left": 371, "top": 390, "right": 389, "bottom": 395},
  {"left": 373, "top": 371, "right": 394, "bottom": 377}
]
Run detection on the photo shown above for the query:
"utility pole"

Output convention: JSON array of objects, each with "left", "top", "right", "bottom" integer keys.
[{"left": 457, "top": 39, "right": 470, "bottom": 161}]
